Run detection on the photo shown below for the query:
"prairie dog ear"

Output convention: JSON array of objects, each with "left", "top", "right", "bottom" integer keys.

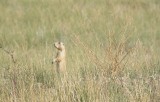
[{"left": 60, "top": 42, "right": 65, "bottom": 49}]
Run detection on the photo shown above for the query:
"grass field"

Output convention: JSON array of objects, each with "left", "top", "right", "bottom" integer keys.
[{"left": 0, "top": 0, "right": 160, "bottom": 102}]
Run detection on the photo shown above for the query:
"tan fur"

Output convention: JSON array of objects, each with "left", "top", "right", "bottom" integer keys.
[{"left": 52, "top": 42, "right": 66, "bottom": 73}]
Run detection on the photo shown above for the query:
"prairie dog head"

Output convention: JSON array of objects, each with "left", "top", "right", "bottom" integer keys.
[{"left": 54, "top": 42, "right": 65, "bottom": 51}]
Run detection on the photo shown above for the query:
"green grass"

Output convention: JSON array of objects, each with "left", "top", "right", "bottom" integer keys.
[{"left": 0, "top": 0, "right": 160, "bottom": 102}]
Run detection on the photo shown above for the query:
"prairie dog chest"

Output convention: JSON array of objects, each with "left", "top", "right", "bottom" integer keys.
[{"left": 57, "top": 50, "right": 65, "bottom": 60}]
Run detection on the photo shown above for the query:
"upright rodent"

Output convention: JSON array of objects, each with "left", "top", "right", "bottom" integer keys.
[{"left": 52, "top": 42, "right": 66, "bottom": 74}]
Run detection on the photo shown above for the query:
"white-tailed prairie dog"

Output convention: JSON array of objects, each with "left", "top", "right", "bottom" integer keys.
[{"left": 52, "top": 42, "right": 66, "bottom": 74}]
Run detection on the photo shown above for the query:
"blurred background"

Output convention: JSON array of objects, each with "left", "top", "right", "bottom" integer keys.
[{"left": 0, "top": 0, "right": 160, "bottom": 101}]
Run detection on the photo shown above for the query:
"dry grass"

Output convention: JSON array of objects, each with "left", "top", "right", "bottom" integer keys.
[{"left": 0, "top": 0, "right": 160, "bottom": 102}]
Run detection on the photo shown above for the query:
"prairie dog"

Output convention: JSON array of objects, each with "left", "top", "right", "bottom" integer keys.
[{"left": 52, "top": 42, "right": 66, "bottom": 74}]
